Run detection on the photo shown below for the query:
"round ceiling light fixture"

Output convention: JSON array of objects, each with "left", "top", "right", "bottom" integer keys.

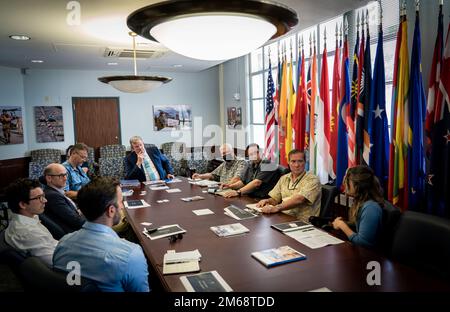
[
  {"left": 98, "top": 32, "right": 172, "bottom": 93},
  {"left": 127, "top": 0, "right": 298, "bottom": 61}
]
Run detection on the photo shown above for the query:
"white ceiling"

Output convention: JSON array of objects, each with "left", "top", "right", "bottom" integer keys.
[{"left": 0, "top": 0, "right": 370, "bottom": 73}]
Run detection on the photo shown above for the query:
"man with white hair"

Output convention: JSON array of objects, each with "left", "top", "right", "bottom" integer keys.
[{"left": 192, "top": 143, "right": 246, "bottom": 184}]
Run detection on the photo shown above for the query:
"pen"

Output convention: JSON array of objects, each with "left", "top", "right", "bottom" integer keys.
[
  {"left": 302, "top": 228, "right": 314, "bottom": 232},
  {"left": 145, "top": 227, "right": 159, "bottom": 234}
]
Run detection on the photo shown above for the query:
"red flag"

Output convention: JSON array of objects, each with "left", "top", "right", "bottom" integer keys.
[
  {"left": 293, "top": 49, "right": 307, "bottom": 150},
  {"left": 330, "top": 35, "right": 340, "bottom": 178}
]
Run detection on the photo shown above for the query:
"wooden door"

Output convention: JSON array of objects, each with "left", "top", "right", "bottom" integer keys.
[{"left": 72, "top": 97, "right": 121, "bottom": 157}]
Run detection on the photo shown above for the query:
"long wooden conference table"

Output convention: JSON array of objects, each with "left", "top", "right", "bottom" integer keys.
[{"left": 124, "top": 177, "right": 450, "bottom": 292}]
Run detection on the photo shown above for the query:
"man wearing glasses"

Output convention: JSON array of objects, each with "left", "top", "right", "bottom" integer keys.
[
  {"left": 62, "top": 143, "right": 91, "bottom": 199},
  {"left": 53, "top": 177, "right": 150, "bottom": 292},
  {"left": 43, "top": 163, "right": 85, "bottom": 233},
  {"left": 4, "top": 178, "right": 58, "bottom": 267},
  {"left": 256, "top": 149, "right": 321, "bottom": 220}
]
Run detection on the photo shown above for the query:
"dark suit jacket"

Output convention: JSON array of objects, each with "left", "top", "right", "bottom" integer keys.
[
  {"left": 124, "top": 146, "right": 174, "bottom": 182},
  {"left": 43, "top": 185, "right": 85, "bottom": 233}
]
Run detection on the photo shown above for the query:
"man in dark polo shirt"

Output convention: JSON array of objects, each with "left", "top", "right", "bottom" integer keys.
[{"left": 221, "top": 143, "right": 281, "bottom": 199}]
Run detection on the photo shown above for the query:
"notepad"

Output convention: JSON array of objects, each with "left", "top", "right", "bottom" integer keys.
[
  {"left": 166, "top": 188, "right": 181, "bottom": 193},
  {"left": 224, "top": 205, "right": 257, "bottom": 220},
  {"left": 193, "top": 209, "right": 214, "bottom": 216},
  {"left": 142, "top": 224, "right": 186, "bottom": 240},
  {"left": 271, "top": 220, "right": 313, "bottom": 232},
  {"left": 163, "top": 249, "right": 202, "bottom": 275}
]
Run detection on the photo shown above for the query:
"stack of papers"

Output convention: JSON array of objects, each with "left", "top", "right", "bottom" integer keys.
[
  {"left": 124, "top": 199, "right": 151, "bottom": 209},
  {"left": 285, "top": 227, "right": 344, "bottom": 249},
  {"left": 271, "top": 220, "right": 313, "bottom": 232},
  {"left": 181, "top": 196, "right": 205, "bottom": 202},
  {"left": 120, "top": 179, "right": 141, "bottom": 187},
  {"left": 224, "top": 205, "right": 258, "bottom": 220},
  {"left": 143, "top": 180, "right": 166, "bottom": 186},
  {"left": 188, "top": 179, "right": 220, "bottom": 187},
  {"left": 166, "top": 178, "right": 182, "bottom": 184},
  {"left": 210, "top": 223, "right": 249, "bottom": 237},
  {"left": 150, "top": 185, "right": 170, "bottom": 191},
  {"left": 166, "top": 188, "right": 182, "bottom": 193},
  {"left": 163, "top": 249, "right": 202, "bottom": 275}
]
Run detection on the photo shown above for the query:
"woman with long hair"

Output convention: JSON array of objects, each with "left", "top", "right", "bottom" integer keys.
[{"left": 332, "top": 165, "right": 384, "bottom": 248}]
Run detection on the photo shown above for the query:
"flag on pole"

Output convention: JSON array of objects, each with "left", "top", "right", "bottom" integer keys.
[
  {"left": 388, "top": 13, "right": 409, "bottom": 207},
  {"left": 426, "top": 4, "right": 448, "bottom": 217},
  {"left": 305, "top": 54, "right": 312, "bottom": 171},
  {"left": 264, "top": 61, "right": 276, "bottom": 161},
  {"left": 317, "top": 41, "right": 332, "bottom": 183},
  {"left": 368, "top": 26, "right": 389, "bottom": 189},
  {"left": 336, "top": 28, "right": 350, "bottom": 189},
  {"left": 362, "top": 17, "right": 372, "bottom": 166},
  {"left": 309, "top": 43, "right": 320, "bottom": 174},
  {"left": 293, "top": 46, "right": 307, "bottom": 151},
  {"left": 427, "top": 22, "right": 450, "bottom": 218},
  {"left": 285, "top": 57, "right": 296, "bottom": 157},
  {"left": 278, "top": 52, "right": 288, "bottom": 166},
  {"left": 330, "top": 26, "right": 341, "bottom": 178},
  {"left": 355, "top": 19, "right": 365, "bottom": 164},
  {"left": 348, "top": 22, "right": 359, "bottom": 168},
  {"left": 407, "top": 11, "right": 427, "bottom": 211}
]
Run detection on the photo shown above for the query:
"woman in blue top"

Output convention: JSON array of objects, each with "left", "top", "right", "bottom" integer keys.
[{"left": 332, "top": 165, "right": 383, "bottom": 249}]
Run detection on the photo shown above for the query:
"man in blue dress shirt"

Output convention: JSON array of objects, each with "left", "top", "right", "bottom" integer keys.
[
  {"left": 53, "top": 177, "right": 150, "bottom": 292},
  {"left": 62, "top": 143, "right": 90, "bottom": 200}
]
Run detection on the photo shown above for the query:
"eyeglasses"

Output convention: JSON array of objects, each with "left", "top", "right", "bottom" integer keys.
[
  {"left": 29, "top": 194, "right": 46, "bottom": 202},
  {"left": 48, "top": 173, "right": 68, "bottom": 178},
  {"left": 75, "top": 151, "right": 88, "bottom": 160}
]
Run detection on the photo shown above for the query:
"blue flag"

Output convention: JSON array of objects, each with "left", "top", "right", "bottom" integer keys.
[
  {"left": 408, "top": 12, "right": 426, "bottom": 211},
  {"left": 368, "top": 28, "right": 389, "bottom": 190},
  {"left": 336, "top": 38, "right": 350, "bottom": 189}
]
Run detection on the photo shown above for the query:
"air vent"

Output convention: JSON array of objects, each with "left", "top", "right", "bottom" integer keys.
[{"left": 103, "top": 48, "right": 165, "bottom": 59}]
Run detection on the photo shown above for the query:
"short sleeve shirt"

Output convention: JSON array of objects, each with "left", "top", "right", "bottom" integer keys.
[
  {"left": 211, "top": 159, "right": 246, "bottom": 183},
  {"left": 63, "top": 161, "right": 91, "bottom": 192},
  {"left": 239, "top": 160, "right": 280, "bottom": 198},
  {"left": 268, "top": 171, "right": 321, "bottom": 220}
]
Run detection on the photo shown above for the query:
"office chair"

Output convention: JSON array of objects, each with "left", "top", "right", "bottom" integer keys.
[
  {"left": 391, "top": 211, "right": 450, "bottom": 281},
  {"left": 18, "top": 256, "right": 99, "bottom": 292},
  {"left": 319, "top": 185, "right": 338, "bottom": 218},
  {"left": 378, "top": 200, "right": 401, "bottom": 254}
]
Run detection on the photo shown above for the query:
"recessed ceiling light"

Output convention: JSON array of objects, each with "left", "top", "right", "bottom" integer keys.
[
  {"left": 31, "top": 60, "right": 43, "bottom": 63},
  {"left": 173, "top": 64, "right": 183, "bottom": 68},
  {"left": 9, "top": 35, "right": 30, "bottom": 41},
  {"left": 107, "top": 62, "right": 118, "bottom": 65}
]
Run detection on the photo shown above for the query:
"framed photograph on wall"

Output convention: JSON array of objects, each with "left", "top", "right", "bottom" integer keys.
[
  {"left": 153, "top": 105, "right": 192, "bottom": 131},
  {"left": 0, "top": 106, "right": 24, "bottom": 145},
  {"left": 227, "top": 107, "right": 242, "bottom": 129},
  {"left": 34, "top": 106, "right": 64, "bottom": 143}
]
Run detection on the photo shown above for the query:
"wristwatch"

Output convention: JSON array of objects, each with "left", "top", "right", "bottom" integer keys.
[{"left": 236, "top": 190, "right": 241, "bottom": 197}]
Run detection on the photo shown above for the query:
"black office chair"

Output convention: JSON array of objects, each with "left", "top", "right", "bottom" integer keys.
[
  {"left": 0, "top": 230, "right": 27, "bottom": 272},
  {"left": 39, "top": 213, "right": 66, "bottom": 240},
  {"left": 378, "top": 200, "right": 401, "bottom": 254},
  {"left": 18, "top": 256, "right": 99, "bottom": 292},
  {"left": 319, "top": 185, "right": 338, "bottom": 218},
  {"left": 390, "top": 211, "right": 450, "bottom": 281}
]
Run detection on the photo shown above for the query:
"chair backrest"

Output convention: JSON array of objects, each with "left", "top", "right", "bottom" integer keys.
[
  {"left": 390, "top": 211, "right": 450, "bottom": 281},
  {"left": 30, "top": 149, "right": 62, "bottom": 163},
  {"left": 18, "top": 257, "right": 98, "bottom": 292},
  {"left": 0, "top": 230, "right": 27, "bottom": 272},
  {"left": 320, "top": 185, "right": 338, "bottom": 218},
  {"left": 28, "top": 161, "right": 48, "bottom": 180},
  {"left": 99, "top": 145, "right": 126, "bottom": 158},
  {"left": 99, "top": 157, "right": 125, "bottom": 178},
  {"left": 39, "top": 214, "right": 67, "bottom": 240},
  {"left": 378, "top": 200, "right": 401, "bottom": 254}
]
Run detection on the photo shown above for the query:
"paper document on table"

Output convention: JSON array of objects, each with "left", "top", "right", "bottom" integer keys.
[
  {"left": 189, "top": 179, "right": 220, "bottom": 187},
  {"left": 124, "top": 199, "right": 151, "bottom": 209},
  {"left": 166, "top": 178, "right": 182, "bottom": 184},
  {"left": 163, "top": 249, "right": 201, "bottom": 275},
  {"left": 245, "top": 203, "right": 262, "bottom": 213},
  {"left": 150, "top": 185, "right": 170, "bottom": 190},
  {"left": 285, "top": 228, "right": 344, "bottom": 249},
  {"left": 166, "top": 188, "right": 181, "bottom": 193},
  {"left": 193, "top": 209, "right": 214, "bottom": 216}
]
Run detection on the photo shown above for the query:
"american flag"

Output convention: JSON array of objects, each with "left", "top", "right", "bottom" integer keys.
[{"left": 264, "top": 62, "right": 276, "bottom": 161}]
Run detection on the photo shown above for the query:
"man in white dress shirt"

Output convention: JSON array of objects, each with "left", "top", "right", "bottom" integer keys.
[{"left": 5, "top": 178, "right": 58, "bottom": 267}]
